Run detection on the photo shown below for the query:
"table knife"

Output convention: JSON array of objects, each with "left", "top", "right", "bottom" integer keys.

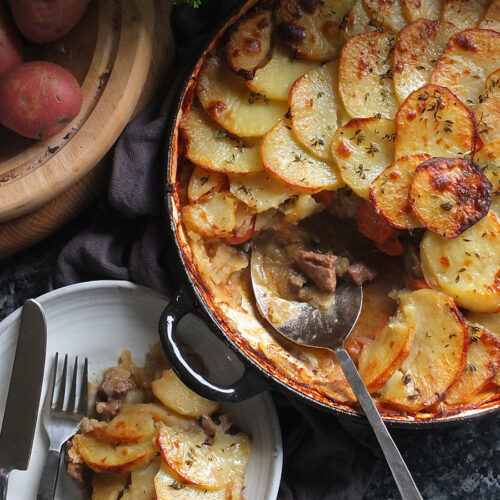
[{"left": 0, "top": 299, "right": 47, "bottom": 500}]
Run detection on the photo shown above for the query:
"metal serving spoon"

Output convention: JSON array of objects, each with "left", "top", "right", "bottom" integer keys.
[{"left": 250, "top": 235, "right": 423, "bottom": 500}]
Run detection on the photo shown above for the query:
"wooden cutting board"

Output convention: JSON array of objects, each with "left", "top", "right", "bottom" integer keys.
[{"left": 0, "top": 0, "right": 172, "bottom": 258}]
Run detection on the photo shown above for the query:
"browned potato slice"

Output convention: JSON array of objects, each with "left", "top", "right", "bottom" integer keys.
[
  {"left": 245, "top": 39, "right": 319, "bottom": 101},
  {"left": 261, "top": 119, "right": 344, "bottom": 191},
  {"left": 420, "top": 211, "right": 500, "bottom": 312},
  {"left": 226, "top": 10, "right": 273, "bottom": 80},
  {"left": 121, "top": 460, "right": 160, "bottom": 500},
  {"left": 73, "top": 434, "right": 156, "bottom": 474},
  {"left": 181, "top": 106, "right": 262, "bottom": 175},
  {"left": 339, "top": 31, "right": 399, "bottom": 119},
  {"left": 362, "top": 0, "right": 408, "bottom": 32},
  {"left": 442, "top": 0, "right": 490, "bottom": 31},
  {"left": 92, "top": 474, "right": 127, "bottom": 500},
  {"left": 358, "top": 292, "right": 417, "bottom": 391},
  {"left": 339, "top": 0, "right": 378, "bottom": 39},
  {"left": 289, "top": 61, "right": 340, "bottom": 161},
  {"left": 197, "top": 53, "right": 288, "bottom": 137},
  {"left": 379, "top": 289, "right": 469, "bottom": 412},
  {"left": 393, "top": 20, "right": 459, "bottom": 104},
  {"left": 474, "top": 69, "right": 500, "bottom": 142},
  {"left": 431, "top": 29, "right": 500, "bottom": 107},
  {"left": 444, "top": 325, "right": 500, "bottom": 406},
  {"left": 467, "top": 312, "right": 500, "bottom": 340},
  {"left": 370, "top": 154, "right": 429, "bottom": 229},
  {"left": 126, "top": 403, "right": 201, "bottom": 433},
  {"left": 274, "top": 0, "right": 356, "bottom": 61},
  {"left": 188, "top": 166, "right": 227, "bottom": 204},
  {"left": 401, "top": 0, "right": 443, "bottom": 22},
  {"left": 331, "top": 117, "right": 396, "bottom": 199},
  {"left": 473, "top": 141, "right": 500, "bottom": 216},
  {"left": 409, "top": 157, "right": 492, "bottom": 238},
  {"left": 394, "top": 84, "right": 477, "bottom": 159},
  {"left": 479, "top": 0, "right": 500, "bottom": 32}
]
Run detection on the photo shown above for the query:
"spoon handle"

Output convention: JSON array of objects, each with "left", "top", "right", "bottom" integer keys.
[{"left": 335, "top": 347, "right": 423, "bottom": 500}]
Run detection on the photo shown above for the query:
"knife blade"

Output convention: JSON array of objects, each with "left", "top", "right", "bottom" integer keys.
[{"left": 0, "top": 299, "right": 47, "bottom": 497}]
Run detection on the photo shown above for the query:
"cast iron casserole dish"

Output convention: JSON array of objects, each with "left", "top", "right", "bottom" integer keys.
[{"left": 159, "top": 0, "right": 500, "bottom": 427}]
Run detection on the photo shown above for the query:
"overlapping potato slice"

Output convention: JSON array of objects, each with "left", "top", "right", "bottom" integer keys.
[
  {"left": 226, "top": 10, "right": 273, "bottom": 80},
  {"left": 409, "top": 157, "right": 492, "bottom": 238},
  {"left": 188, "top": 166, "right": 227, "bottom": 204},
  {"left": 362, "top": 0, "right": 407, "bottom": 32},
  {"left": 274, "top": 0, "right": 356, "bottom": 61},
  {"left": 121, "top": 460, "right": 160, "bottom": 500},
  {"left": 339, "top": 31, "right": 399, "bottom": 119},
  {"left": 289, "top": 61, "right": 340, "bottom": 161},
  {"left": 91, "top": 473, "right": 128, "bottom": 500},
  {"left": 370, "top": 154, "right": 429, "bottom": 229},
  {"left": 394, "top": 84, "right": 477, "bottom": 159},
  {"left": 197, "top": 52, "right": 287, "bottom": 137},
  {"left": 280, "top": 194, "right": 324, "bottom": 224},
  {"left": 331, "top": 117, "right": 396, "bottom": 199},
  {"left": 479, "top": 0, "right": 500, "bottom": 32},
  {"left": 401, "top": 0, "right": 443, "bottom": 22},
  {"left": 131, "top": 404, "right": 201, "bottom": 433},
  {"left": 261, "top": 119, "right": 343, "bottom": 191},
  {"left": 181, "top": 106, "right": 262, "bottom": 175},
  {"left": 245, "top": 39, "right": 319, "bottom": 101},
  {"left": 441, "top": 0, "right": 490, "bottom": 31},
  {"left": 431, "top": 29, "right": 500, "bottom": 107},
  {"left": 156, "top": 423, "right": 250, "bottom": 491},
  {"left": 420, "top": 211, "right": 500, "bottom": 312},
  {"left": 444, "top": 325, "right": 500, "bottom": 406},
  {"left": 358, "top": 292, "right": 417, "bottom": 391},
  {"left": 467, "top": 312, "right": 500, "bottom": 339},
  {"left": 379, "top": 289, "right": 469, "bottom": 412},
  {"left": 339, "top": 0, "right": 377, "bottom": 39},
  {"left": 474, "top": 69, "right": 500, "bottom": 143},
  {"left": 393, "top": 20, "right": 459, "bottom": 104}
]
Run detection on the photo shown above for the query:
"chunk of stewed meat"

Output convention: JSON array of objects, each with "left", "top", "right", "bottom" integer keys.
[
  {"left": 343, "top": 262, "right": 377, "bottom": 285},
  {"left": 294, "top": 250, "right": 337, "bottom": 293},
  {"left": 96, "top": 367, "right": 133, "bottom": 421}
]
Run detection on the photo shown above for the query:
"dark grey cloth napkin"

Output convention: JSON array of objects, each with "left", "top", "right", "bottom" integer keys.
[{"left": 54, "top": 1, "right": 381, "bottom": 498}]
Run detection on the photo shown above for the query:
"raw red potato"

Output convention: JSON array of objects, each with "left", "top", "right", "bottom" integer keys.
[{"left": 0, "top": 3, "right": 23, "bottom": 79}]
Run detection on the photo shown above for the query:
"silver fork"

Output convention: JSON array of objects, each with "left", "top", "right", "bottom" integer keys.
[{"left": 37, "top": 354, "right": 88, "bottom": 500}]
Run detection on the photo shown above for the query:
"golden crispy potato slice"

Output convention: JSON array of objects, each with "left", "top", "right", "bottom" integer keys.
[
  {"left": 379, "top": 289, "right": 469, "bottom": 412},
  {"left": 421, "top": 211, "right": 500, "bottom": 312},
  {"left": 362, "top": 0, "right": 408, "bottom": 32},
  {"left": 245, "top": 39, "right": 319, "bottom": 101},
  {"left": 467, "top": 312, "right": 500, "bottom": 339},
  {"left": 261, "top": 119, "right": 344, "bottom": 191},
  {"left": 442, "top": 0, "right": 490, "bottom": 31},
  {"left": 402, "top": 0, "right": 443, "bottom": 22},
  {"left": 121, "top": 460, "right": 160, "bottom": 500},
  {"left": 126, "top": 404, "right": 201, "bottom": 434},
  {"left": 431, "top": 29, "right": 500, "bottom": 107},
  {"left": 226, "top": 10, "right": 273, "bottom": 80},
  {"left": 73, "top": 434, "right": 156, "bottom": 474},
  {"left": 479, "top": 0, "right": 500, "bottom": 32},
  {"left": 339, "top": 31, "right": 399, "bottom": 119},
  {"left": 339, "top": 0, "right": 378, "bottom": 39},
  {"left": 181, "top": 106, "right": 262, "bottom": 175},
  {"left": 156, "top": 423, "right": 250, "bottom": 491},
  {"left": 409, "top": 157, "right": 492, "bottom": 238},
  {"left": 394, "top": 84, "right": 477, "bottom": 159},
  {"left": 92, "top": 474, "right": 127, "bottom": 500},
  {"left": 444, "top": 325, "right": 500, "bottom": 406},
  {"left": 370, "top": 154, "right": 429, "bottom": 229},
  {"left": 331, "top": 117, "right": 396, "bottom": 199},
  {"left": 289, "top": 61, "right": 340, "bottom": 161},
  {"left": 274, "top": 0, "right": 356, "bottom": 61},
  {"left": 358, "top": 292, "right": 418, "bottom": 391},
  {"left": 474, "top": 68, "right": 500, "bottom": 142},
  {"left": 188, "top": 166, "right": 227, "bottom": 204},
  {"left": 197, "top": 52, "right": 287, "bottom": 137},
  {"left": 393, "top": 20, "right": 459, "bottom": 104},
  {"left": 472, "top": 141, "right": 500, "bottom": 216},
  {"left": 152, "top": 369, "right": 218, "bottom": 418}
]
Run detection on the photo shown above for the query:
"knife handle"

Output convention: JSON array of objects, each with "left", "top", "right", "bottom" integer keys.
[
  {"left": 36, "top": 450, "right": 60, "bottom": 500},
  {"left": 0, "top": 467, "right": 11, "bottom": 500}
]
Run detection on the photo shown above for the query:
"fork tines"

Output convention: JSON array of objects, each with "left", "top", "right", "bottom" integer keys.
[{"left": 51, "top": 353, "right": 88, "bottom": 415}]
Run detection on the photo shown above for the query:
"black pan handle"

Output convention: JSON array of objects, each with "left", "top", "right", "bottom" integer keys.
[{"left": 159, "top": 288, "right": 269, "bottom": 402}]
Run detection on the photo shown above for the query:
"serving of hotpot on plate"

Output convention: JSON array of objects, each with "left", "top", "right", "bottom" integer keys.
[{"left": 159, "top": 0, "right": 500, "bottom": 427}]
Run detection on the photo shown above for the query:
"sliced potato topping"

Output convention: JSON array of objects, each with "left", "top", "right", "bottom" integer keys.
[
  {"left": 331, "top": 117, "right": 396, "bottom": 199},
  {"left": 358, "top": 292, "right": 417, "bottom": 391},
  {"left": 188, "top": 166, "right": 227, "bottom": 204},
  {"left": 395, "top": 84, "right": 477, "bottom": 159},
  {"left": 91, "top": 473, "right": 128, "bottom": 500},
  {"left": 370, "top": 154, "right": 429, "bottom": 229},
  {"left": 467, "top": 312, "right": 500, "bottom": 340},
  {"left": 393, "top": 20, "right": 459, "bottom": 104},
  {"left": 474, "top": 68, "right": 500, "bottom": 143},
  {"left": 362, "top": 0, "right": 408, "bottom": 32},
  {"left": 261, "top": 119, "right": 344, "bottom": 191},
  {"left": 245, "top": 39, "right": 319, "bottom": 101},
  {"left": 401, "top": 0, "right": 443, "bottom": 22},
  {"left": 379, "top": 289, "right": 469, "bottom": 412},
  {"left": 471, "top": 140, "right": 500, "bottom": 216},
  {"left": 226, "top": 10, "right": 273, "bottom": 80},
  {"left": 121, "top": 460, "right": 159, "bottom": 500},
  {"left": 479, "top": 0, "right": 500, "bottom": 32},
  {"left": 409, "top": 157, "right": 492, "bottom": 238},
  {"left": 339, "top": 0, "right": 378, "bottom": 39},
  {"left": 339, "top": 31, "right": 399, "bottom": 119},
  {"left": 441, "top": 0, "right": 490, "bottom": 31},
  {"left": 274, "top": 0, "right": 356, "bottom": 61},
  {"left": 431, "top": 29, "right": 500, "bottom": 107},
  {"left": 197, "top": 52, "right": 288, "bottom": 137},
  {"left": 289, "top": 61, "right": 340, "bottom": 161},
  {"left": 181, "top": 106, "right": 262, "bottom": 175},
  {"left": 420, "top": 211, "right": 500, "bottom": 312}
]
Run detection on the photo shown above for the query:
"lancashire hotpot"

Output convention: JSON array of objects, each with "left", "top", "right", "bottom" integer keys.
[{"left": 158, "top": 0, "right": 500, "bottom": 427}]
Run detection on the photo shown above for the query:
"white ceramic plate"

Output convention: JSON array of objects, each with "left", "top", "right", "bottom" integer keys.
[{"left": 0, "top": 280, "right": 282, "bottom": 500}]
